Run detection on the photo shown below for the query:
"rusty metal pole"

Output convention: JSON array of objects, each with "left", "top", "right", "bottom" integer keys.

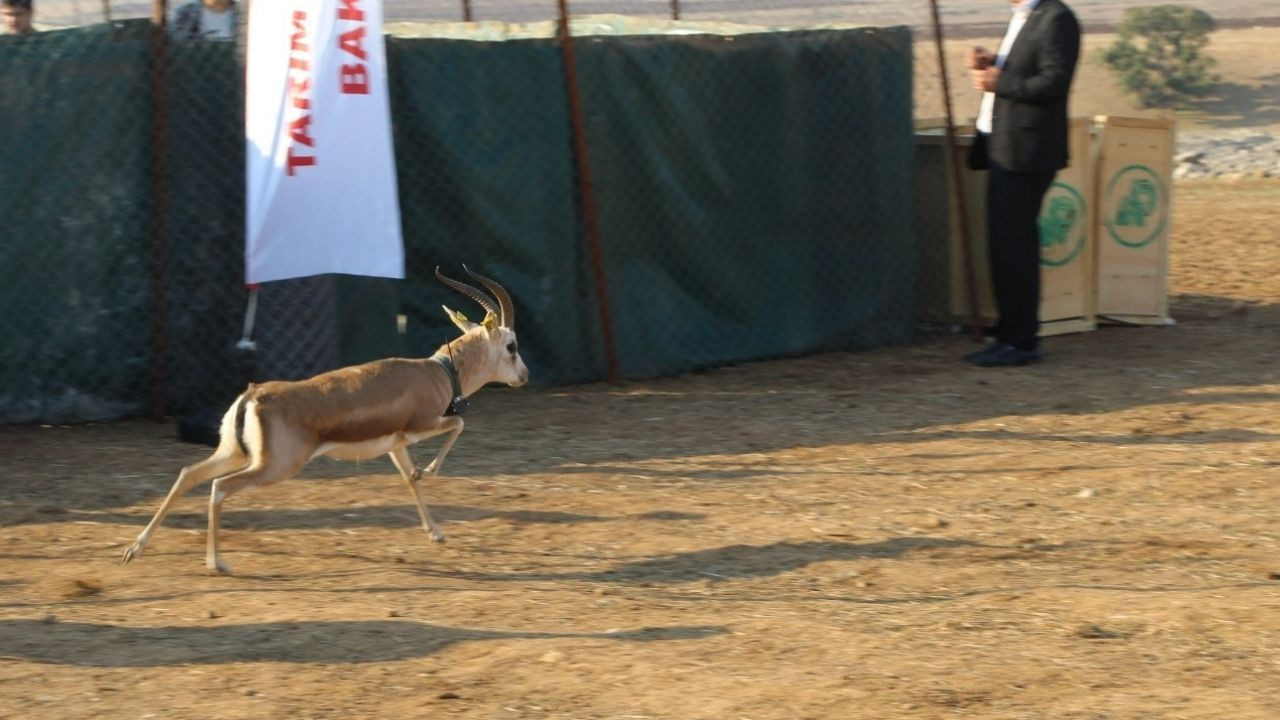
[
  {"left": 149, "top": 0, "right": 171, "bottom": 418},
  {"left": 461, "top": 0, "right": 473, "bottom": 22},
  {"left": 556, "top": 0, "right": 620, "bottom": 384},
  {"left": 670, "top": 0, "right": 680, "bottom": 21},
  {"left": 927, "top": 0, "right": 984, "bottom": 342}
]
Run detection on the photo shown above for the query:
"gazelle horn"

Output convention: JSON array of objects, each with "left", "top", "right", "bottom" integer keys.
[
  {"left": 464, "top": 264, "right": 515, "bottom": 329},
  {"left": 435, "top": 266, "right": 499, "bottom": 321}
]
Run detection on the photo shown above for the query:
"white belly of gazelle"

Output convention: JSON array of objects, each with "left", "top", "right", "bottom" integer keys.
[
  {"left": 312, "top": 427, "right": 449, "bottom": 462},
  {"left": 314, "top": 434, "right": 407, "bottom": 461}
]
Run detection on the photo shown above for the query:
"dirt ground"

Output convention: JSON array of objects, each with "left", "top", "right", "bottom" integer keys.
[{"left": 1, "top": 178, "right": 1277, "bottom": 719}]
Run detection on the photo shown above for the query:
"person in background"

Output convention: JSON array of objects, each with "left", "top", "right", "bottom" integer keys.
[
  {"left": 1, "top": 0, "right": 36, "bottom": 35},
  {"left": 963, "top": 0, "right": 1080, "bottom": 367},
  {"left": 170, "top": 0, "right": 237, "bottom": 41}
]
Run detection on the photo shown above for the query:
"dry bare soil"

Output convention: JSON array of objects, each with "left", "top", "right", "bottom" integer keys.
[{"left": 2, "top": 179, "right": 1278, "bottom": 718}]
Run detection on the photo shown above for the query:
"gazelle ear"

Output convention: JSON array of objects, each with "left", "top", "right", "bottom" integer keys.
[
  {"left": 482, "top": 312, "right": 498, "bottom": 332},
  {"left": 442, "top": 305, "right": 477, "bottom": 332}
]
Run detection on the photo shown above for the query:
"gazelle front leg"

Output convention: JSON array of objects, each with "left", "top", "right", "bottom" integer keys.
[
  {"left": 389, "top": 445, "right": 448, "bottom": 542},
  {"left": 422, "top": 416, "right": 464, "bottom": 477}
]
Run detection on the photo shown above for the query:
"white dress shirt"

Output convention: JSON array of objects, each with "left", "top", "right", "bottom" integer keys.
[{"left": 976, "top": 0, "right": 1042, "bottom": 134}]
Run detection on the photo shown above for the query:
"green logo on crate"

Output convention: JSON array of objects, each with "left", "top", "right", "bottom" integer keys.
[
  {"left": 1038, "top": 181, "right": 1086, "bottom": 267},
  {"left": 1104, "top": 164, "right": 1168, "bottom": 248}
]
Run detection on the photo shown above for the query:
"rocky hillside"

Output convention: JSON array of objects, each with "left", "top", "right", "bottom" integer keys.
[{"left": 1175, "top": 131, "right": 1280, "bottom": 179}]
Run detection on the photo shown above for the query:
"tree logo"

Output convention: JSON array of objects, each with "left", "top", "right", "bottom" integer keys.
[
  {"left": 1104, "top": 164, "right": 1168, "bottom": 248},
  {"left": 1038, "top": 182, "right": 1086, "bottom": 267}
]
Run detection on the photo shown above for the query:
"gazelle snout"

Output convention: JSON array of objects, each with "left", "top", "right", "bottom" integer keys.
[
  {"left": 506, "top": 354, "right": 530, "bottom": 387},
  {"left": 510, "top": 366, "right": 530, "bottom": 387}
]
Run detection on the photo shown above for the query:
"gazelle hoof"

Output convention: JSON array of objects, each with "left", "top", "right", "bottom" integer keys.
[{"left": 120, "top": 544, "right": 142, "bottom": 564}]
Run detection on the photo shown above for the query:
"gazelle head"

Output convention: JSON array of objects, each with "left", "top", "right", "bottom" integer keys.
[{"left": 436, "top": 266, "right": 530, "bottom": 387}]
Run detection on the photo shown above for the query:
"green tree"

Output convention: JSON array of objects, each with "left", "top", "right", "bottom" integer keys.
[{"left": 1101, "top": 5, "right": 1218, "bottom": 108}]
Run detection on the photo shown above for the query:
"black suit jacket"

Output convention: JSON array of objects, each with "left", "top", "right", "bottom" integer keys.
[{"left": 971, "top": 0, "right": 1080, "bottom": 172}]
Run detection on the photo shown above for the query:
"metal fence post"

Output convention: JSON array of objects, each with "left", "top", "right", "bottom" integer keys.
[
  {"left": 928, "top": 0, "right": 984, "bottom": 343},
  {"left": 556, "top": 0, "right": 620, "bottom": 384},
  {"left": 149, "top": 0, "right": 171, "bottom": 418}
]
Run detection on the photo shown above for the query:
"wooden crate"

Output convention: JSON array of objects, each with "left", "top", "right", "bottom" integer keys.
[
  {"left": 914, "top": 120, "right": 1095, "bottom": 337},
  {"left": 1036, "top": 116, "right": 1097, "bottom": 336},
  {"left": 1092, "top": 115, "right": 1176, "bottom": 325}
]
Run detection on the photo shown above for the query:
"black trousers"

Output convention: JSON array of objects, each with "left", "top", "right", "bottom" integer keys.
[{"left": 986, "top": 166, "right": 1056, "bottom": 350}]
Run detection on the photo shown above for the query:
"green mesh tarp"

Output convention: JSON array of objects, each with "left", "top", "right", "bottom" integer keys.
[
  {"left": 0, "top": 21, "right": 917, "bottom": 422},
  {"left": 161, "top": 35, "right": 253, "bottom": 413},
  {"left": 389, "top": 25, "right": 917, "bottom": 382},
  {"left": 575, "top": 28, "right": 917, "bottom": 377},
  {"left": 0, "top": 22, "right": 154, "bottom": 422}
]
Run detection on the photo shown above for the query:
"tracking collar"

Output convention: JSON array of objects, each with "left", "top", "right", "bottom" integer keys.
[{"left": 428, "top": 353, "right": 469, "bottom": 416}]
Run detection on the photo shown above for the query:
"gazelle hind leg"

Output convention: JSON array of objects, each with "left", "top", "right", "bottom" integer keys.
[
  {"left": 122, "top": 443, "right": 246, "bottom": 564},
  {"left": 205, "top": 447, "right": 308, "bottom": 575},
  {"left": 389, "top": 447, "right": 446, "bottom": 542}
]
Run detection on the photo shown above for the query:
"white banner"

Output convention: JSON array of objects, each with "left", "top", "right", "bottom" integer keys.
[{"left": 245, "top": 0, "right": 403, "bottom": 284}]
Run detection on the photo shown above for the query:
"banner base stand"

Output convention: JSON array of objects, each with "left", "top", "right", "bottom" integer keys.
[{"left": 177, "top": 406, "right": 224, "bottom": 447}]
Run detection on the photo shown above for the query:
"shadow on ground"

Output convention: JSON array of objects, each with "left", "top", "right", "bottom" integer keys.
[
  {"left": 0, "top": 503, "right": 705, "bottom": 529},
  {"left": 0, "top": 619, "right": 727, "bottom": 666},
  {"left": 420, "top": 537, "right": 982, "bottom": 584}
]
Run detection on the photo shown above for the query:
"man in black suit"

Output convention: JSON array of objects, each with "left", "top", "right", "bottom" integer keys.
[{"left": 964, "top": 0, "right": 1080, "bottom": 367}]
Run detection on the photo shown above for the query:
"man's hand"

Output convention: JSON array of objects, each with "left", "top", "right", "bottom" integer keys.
[
  {"left": 971, "top": 65, "right": 1001, "bottom": 92},
  {"left": 965, "top": 45, "right": 995, "bottom": 71}
]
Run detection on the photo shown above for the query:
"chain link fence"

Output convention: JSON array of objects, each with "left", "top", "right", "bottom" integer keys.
[{"left": 2, "top": 0, "right": 986, "bottom": 425}]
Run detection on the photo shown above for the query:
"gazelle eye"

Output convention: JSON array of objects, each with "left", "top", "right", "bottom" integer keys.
[{"left": 506, "top": 342, "right": 517, "bottom": 354}]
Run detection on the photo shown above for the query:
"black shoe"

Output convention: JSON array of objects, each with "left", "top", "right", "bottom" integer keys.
[
  {"left": 962, "top": 342, "right": 1001, "bottom": 364},
  {"left": 971, "top": 343, "right": 1043, "bottom": 367}
]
